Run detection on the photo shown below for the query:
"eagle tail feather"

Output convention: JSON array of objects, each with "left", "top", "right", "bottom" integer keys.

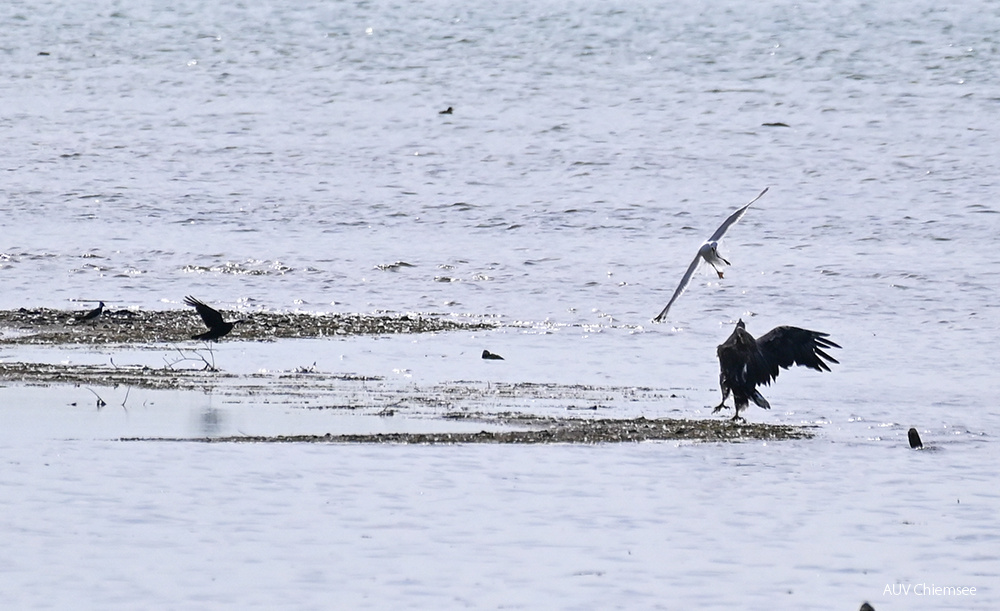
[{"left": 751, "top": 390, "right": 771, "bottom": 410}]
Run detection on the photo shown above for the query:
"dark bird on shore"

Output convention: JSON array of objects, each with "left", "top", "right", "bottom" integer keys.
[
  {"left": 908, "top": 428, "right": 923, "bottom": 449},
  {"left": 653, "top": 187, "right": 768, "bottom": 322},
  {"left": 482, "top": 350, "right": 504, "bottom": 360},
  {"left": 439, "top": 106, "right": 453, "bottom": 114},
  {"left": 74, "top": 301, "right": 105, "bottom": 324},
  {"left": 184, "top": 296, "right": 244, "bottom": 341},
  {"left": 714, "top": 319, "right": 840, "bottom": 421}
]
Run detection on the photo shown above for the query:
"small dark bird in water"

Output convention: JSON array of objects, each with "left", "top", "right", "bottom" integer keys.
[
  {"left": 860, "top": 603, "right": 875, "bottom": 611},
  {"left": 439, "top": 106, "right": 453, "bottom": 114},
  {"left": 908, "top": 428, "right": 923, "bottom": 449},
  {"left": 184, "top": 296, "right": 244, "bottom": 341},
  {"left": 715, "top": 319, "right": 840, "bottom": 421},
  {"left": 74, "top": 301, "right": 105, "bottom": 323},
  {"left": 482, "top": 350, "right": 504, "bottom": 360}
]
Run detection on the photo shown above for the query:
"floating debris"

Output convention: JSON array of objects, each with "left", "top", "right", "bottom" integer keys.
[{"left": 374, "top": 261, "right": 416, "bottom": 271}]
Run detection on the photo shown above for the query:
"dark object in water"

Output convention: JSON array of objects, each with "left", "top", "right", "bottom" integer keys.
[
  {"left": 481, "top": 350, "right": 504, "bottom": 360},
  {"left": 439, "top": 106, "right": 453, "bottom": 114},
  {"left": 907, "top": 428, "right": 923, "bottom": 449},
  {"left": 715, "top": 319, "right": 840, "bottom": 421},
  {"left": 74, "top": 301, "right": 105, "bottom": 323},
  {"left": 762, "top": 122, "right": 790, "bottom": 127},
  {"left": 184, "top": 296, "right": 244, "bottom": 341},
  {"left": 860, "top": 603, "right": 875, "bottom": 611}
]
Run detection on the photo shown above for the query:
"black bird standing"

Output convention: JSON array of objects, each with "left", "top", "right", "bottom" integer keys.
[
  {"left": 714, "top": 319, "right": 840, "bottom": 421},
  {"left": 184, "top": 296, "right": 244, "bottom": 341},
  {"left": 74, "top": 301, "right": 104, "bottom": 323}
]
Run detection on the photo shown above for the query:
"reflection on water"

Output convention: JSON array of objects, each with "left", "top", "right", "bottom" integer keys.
[{"left": 198, "top": 406, "right": 225, "bottom": 437}]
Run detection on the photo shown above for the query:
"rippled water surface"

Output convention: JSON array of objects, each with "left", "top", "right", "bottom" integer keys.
[{"left": 2, "top": 0, "right": 999, "bottom": 608}]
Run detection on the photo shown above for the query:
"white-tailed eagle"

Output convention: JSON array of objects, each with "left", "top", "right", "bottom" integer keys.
[{"left": 715, "top": 319, "right": 840, "bottom": 421}]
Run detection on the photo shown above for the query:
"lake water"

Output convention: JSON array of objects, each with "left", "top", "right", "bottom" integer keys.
[{"left": 1, "top": 0, "right": 998, "bottom": 608}]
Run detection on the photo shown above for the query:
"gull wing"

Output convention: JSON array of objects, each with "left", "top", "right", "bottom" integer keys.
[
  {"left": 652, "top": 252, "right": 703, "bottom": 322},
  {"left": 652, "top": 187, "right": 768, "bottom": 323},
  {"left": 184, "top": 295, "right": 225, "bottom": 330},
  {"left": 706, "top": 187, "right": 768, "bottom": 243}
]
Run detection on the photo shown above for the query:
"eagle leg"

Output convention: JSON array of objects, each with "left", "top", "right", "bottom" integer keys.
[
  {"left": 730, "top": 403, "right": 746, "bottom": 423},
  {"left": 712, "top": 383, "right": 731, "bottom": 413}
]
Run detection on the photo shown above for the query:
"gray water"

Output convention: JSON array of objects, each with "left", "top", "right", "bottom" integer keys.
[{"left": 2, "top": 0, "right": 999, "bottom": 608}]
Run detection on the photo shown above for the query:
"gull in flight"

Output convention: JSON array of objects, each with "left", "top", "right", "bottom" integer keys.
[{"left": 652, "top": 187, "right": 768, "bottom": 322}]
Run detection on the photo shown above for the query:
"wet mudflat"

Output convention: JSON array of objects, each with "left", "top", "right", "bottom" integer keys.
[
  {"left": 0, "top": 360, "right": 232, "bottom": 390},
  {"left": 0, "top": 307, "right": 496, "bottom": 345},
  {"left": 0, "top": 307, "right": 810, "bottom": 444},
  {"left": 1, "top": 357, "right": 812, "bottom": 443},
  {"left": 126, "top": 415, "right": 811, "bottom": 444},
  {"left": 0, "top": 353, "right": 811, "bottom": 445}
]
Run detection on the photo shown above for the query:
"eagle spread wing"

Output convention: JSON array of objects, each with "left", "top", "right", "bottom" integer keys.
[{"left": 752, "top": 325, "right": 841, "bottom": 386}]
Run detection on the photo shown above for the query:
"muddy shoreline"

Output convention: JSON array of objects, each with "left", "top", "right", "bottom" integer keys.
[
  {"left": 0, "top": 307, "right": 497, "bottom": 345},
  {"left": 1, "top": 307, "right": 815, "bottom": 444},
  {"left": 124, "top": 415, "right": 813, "bottom": 444},
  {"left": 0, "top": 358, "right": 814, "bottom": 443}
]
